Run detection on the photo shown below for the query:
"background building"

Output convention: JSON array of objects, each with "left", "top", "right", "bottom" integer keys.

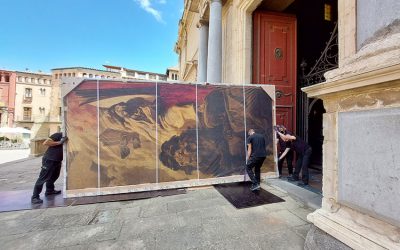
[
  {"left": 14, "top": 71, "right": 53, "bottom": 138},
  {"left": 166, "top": 66, "right": 179, "bottom": 81},
  {"left": 0, "top": 70, "right": 16, "bottom": 127},
  {"left": 103, "top": 65, "right": 168, "bottom": 81}
]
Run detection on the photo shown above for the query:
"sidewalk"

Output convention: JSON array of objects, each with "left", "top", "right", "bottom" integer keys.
[
  {"left": 0, "top": 157, "right": 321, "bottom": 250},
  {"left": 0, "top": 155, "right": 50, "bottom": 192},
  {"left": 0, "top": 148, "right": 31, "bottom": 165}
]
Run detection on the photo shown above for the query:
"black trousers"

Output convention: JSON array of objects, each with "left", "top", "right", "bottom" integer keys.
[
  {"left": 246, "top": 156, "right": 266, "bottom": 184},
  {"left": 278, "top": 150, "right": 293, "bottom": 176},
  {"left": 32, "top": 157, "right": 62, "bottom": 198},
  {"left": 293, "top": 148, "right": 312, "bottom": 184}
]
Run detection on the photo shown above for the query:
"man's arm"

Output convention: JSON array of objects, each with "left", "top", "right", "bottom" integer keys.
[
  {"left": 277, "top": 131, "right": 296, "bottom": 141},
  {"left": 43, "top": 136, "right": 67, "bottom": 147},
  {"left": 278, "top": 148, "right": 290, "bottom": 161},
  {"left": 247, "top": 143, "right": 252, "bottom": 160}
]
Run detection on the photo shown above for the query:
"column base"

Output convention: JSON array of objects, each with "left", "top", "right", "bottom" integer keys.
[
  {"left": 305, "top": 225, "right": 351, "bottom": 250},
  {"left": 307, "top": 209, "right": 399, "bottom": 249}
]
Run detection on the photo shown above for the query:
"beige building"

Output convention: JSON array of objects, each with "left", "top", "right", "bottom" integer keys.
[
  {"left": 177, "top": 0, "right": 400, "bottom": 249},
  {"left": 0, "top": 70, "right": 16, "bottom": 127},
  {"left": 103, "top": 65, "right": 168, "bottom": 81},
  {"left": 166, "top": 66, "right": 180, "bottom": 81},
  {"left": 14, "top": 71, "right": 54, "bottom": 138}
]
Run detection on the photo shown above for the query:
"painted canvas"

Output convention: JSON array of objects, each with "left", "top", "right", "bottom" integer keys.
[{"left": 64, "top": 80, "right": 275, "bottom": 197}]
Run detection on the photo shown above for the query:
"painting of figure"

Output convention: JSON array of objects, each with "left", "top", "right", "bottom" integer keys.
[{"left": 64, "top": 80, "right": 274, "bottom": 194}]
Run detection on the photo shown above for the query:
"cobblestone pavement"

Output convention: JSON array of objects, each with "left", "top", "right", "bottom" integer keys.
[
  {"left": 0, "top": 156, "right": 54, "bottom": 191},
  {"left": 0, "top": 183, "right": 314, "bottom": 250},
  {"left": 0, "top": 156, "right": 315, "bottom": 250}
]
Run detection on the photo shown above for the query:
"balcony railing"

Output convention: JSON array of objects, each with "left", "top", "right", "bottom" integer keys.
[{"left": 23, "top": 97, "right": 32, "bottom": 104}]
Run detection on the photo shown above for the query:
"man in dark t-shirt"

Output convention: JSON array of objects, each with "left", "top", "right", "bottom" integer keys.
[
  {"left": 276, "top": 129, "right": 312, "bottom": 186},
  {"left": 246, "top": 129, "right": 267, "bottom": 191},
  {"left": 31, "top": 132, "right": 68, "bottom": 204},
  {"left": 276, "top": 125, "right": 293, "bottom": 178}
]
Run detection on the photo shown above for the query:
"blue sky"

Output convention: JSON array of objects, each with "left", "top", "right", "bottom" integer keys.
[{"left": 0, "top": 0, "right": 183, "bottom": 74}]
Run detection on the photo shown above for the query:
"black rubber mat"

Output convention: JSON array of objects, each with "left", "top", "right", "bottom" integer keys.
[
  {"left": 214, "top": 182, "right": 285, "bottom": 209},
  {"left": 0, "top": 188, "right": 186, "bottom": 212}
]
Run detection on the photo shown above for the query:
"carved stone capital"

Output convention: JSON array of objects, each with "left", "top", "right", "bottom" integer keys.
[{"left": 196, "top": 19, "right": 209, "bottom": 28}]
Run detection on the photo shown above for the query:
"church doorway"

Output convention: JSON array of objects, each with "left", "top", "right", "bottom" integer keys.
[{"left": 252, "top": 0, "right": 338, "bottom": 192}]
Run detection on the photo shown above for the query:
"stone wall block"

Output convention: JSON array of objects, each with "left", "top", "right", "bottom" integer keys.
[
  {"left": 323, "top": 139, "right": 337, "bottom": 172},
  {"left": 322, "top": 169, "right": 337, "bottom": 201},
  {"left": 322, "top": 112, "right": 337, "bottom": 142}
]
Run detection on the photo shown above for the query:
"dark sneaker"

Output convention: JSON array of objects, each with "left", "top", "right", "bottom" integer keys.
[
  {"left": 287, "top": 176, "right": 299, "bottom": 182},
  {"left": 45, "top": 190, "right": 62, "bottom": 196},
  {"left": 250, "top": 183, "right": 261, "bottom": 191},
  {"left": 297, "top": 182, "right": 309, "bottom": 187},
  {"left": 31, "top": 197, "right": 43, "bottom": 204}
]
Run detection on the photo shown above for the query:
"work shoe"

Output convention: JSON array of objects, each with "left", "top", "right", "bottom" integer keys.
[
  {"left": 297, "top": 182, "right": 309, "bottom": 187},
  {"left": 287, "top": 176, "right": 299, "bottom": 182},
  {"left": 250, "top": 183, "right": 261, "bottom": 191},
  {"left": 45, "top": 190, "right": 62, "bottom": 196},
  {"left": 31, "top": 197, "right": 43, "bottom": 204}
]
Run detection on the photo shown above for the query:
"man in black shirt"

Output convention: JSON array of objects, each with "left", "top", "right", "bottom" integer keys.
[
  {"left": 31, "top": 132, "right": 68, "bottom": 204},
  {"left": 276, "top": 129, "right": 312, "bottom": 187},
  {"left": 246, "top": 129, "right": 267, "bottom": 191},
  {"left": 276, "top": 125, "right": 293, "bottom": 178}
]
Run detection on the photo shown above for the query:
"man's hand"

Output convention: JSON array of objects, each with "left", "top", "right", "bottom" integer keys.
[{"left": 59, "top": 136, "right": 68, "bottom": 144}]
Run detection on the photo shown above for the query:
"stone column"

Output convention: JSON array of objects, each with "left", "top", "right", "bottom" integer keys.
[
  {"left": 197, "top": 20, "right": 209, "bottom": 83},
  {"left": 206, "top": 0, "right": 222, "bottom": 83}
]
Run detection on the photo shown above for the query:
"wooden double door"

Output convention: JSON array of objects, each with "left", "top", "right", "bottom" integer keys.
[{"left": 253, "top": 11, "right": 297, "bottom": 133}]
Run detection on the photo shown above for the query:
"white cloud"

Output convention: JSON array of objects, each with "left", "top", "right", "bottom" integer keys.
[
  {"left": 134, "top": 0, "right": 164, "bottom": 23},
  {"left": 158, "top": 0, "right": 166, "bottom": 4}
]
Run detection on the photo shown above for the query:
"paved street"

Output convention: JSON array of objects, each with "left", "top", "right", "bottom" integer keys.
[
  {"left": 0, "top": 154, "right": 62, "bottom": 192},
  {"left": 0, "top": 156, "right": 317, "bottom": 250},
  {"left": 0, "top": 185, "right": 313, "bottom": 250},
  {"left": 0, "top": 149, "right": 30, "bottom": 165}
]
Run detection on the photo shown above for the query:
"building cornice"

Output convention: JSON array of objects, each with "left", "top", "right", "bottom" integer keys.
[
  {"left": 51, "top": 67, "right": 113, "bottom": 73},
  {"left": 302, "top": 63, "right": 400, "bottom": 98},
  {"left": 16, "top": 82, "right": 52, "bottom": 87},
  {"left": 15, "top": 71, "right": 51, "bottom": 77}
]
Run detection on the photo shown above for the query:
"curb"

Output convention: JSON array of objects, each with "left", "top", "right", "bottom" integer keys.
[{"left": 267, "top": 178, "right": 322, "bottom": 210}]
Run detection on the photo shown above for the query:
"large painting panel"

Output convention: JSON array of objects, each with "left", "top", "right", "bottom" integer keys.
[
  {"left": 197, "top": 85, "right": 246, "bottom": 178},
  {"left": 157, "top": 83, "right": 198, "bottom": 182},
  {"left": 64, "top": 80, "right": 275, "bottom": 196},
  {"left": 97, "top": 81, "right": 157, "bottom": 187},
  {"left": 245, "top": 87, "right": 274, "bottom": 173},
  {"left": 65, "top": 80, "right": 100, "bottom": 190}
]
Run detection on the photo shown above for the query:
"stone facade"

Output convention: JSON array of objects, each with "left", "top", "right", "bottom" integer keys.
[
  {"left": 303, "top": 0, "right": 400, "bottom": 249},
  {"left": 102, "top": 65, "right": 168, "bottom": 81},
  {"left": 0, "top": 70, "right": 16, "bottom": 127},
  {"left": 166, "top": 66, "right": 180, "bottom": 81},
  {"left": 177, "top": 0, "right": 400, "bottom": 248},
  {"left": 176, "top": 0, "right": 297, "bottom": 84},
  {"left": 14, "top": 71, "right": 53, "bottom": 139}
]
